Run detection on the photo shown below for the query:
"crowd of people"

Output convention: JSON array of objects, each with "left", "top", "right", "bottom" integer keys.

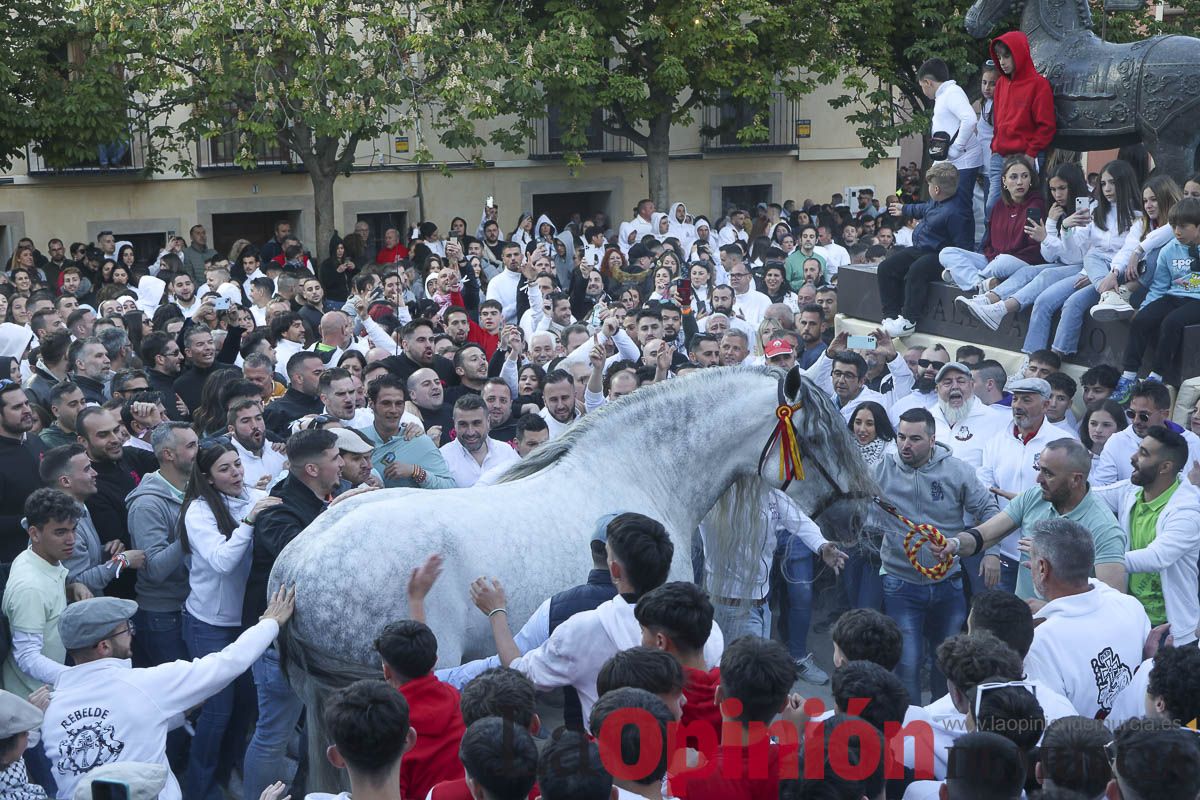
[{"left": 0, "top": 28, "right": 1199, "bottom": 800}]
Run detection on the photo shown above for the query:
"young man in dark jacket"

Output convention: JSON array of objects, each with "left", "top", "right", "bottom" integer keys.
[
  {"left": 241, "top": 428, "right": 345, "bottom": 800},
  {"left": 0, "top": 384, "right": 47, "bottom": 563},
  {"left": 877, "top": 162, "right": 973, "bottom": 338}
]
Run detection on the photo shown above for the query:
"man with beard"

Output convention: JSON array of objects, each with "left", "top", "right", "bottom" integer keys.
[
  {"left": 446, "top": 344, "right": 488, "bottom": 405},
  {"left": 0, "top": 384, "right": 49, "bottom": 562},
  {"left": 439, "top": 395, "right": 518, "bottom": 488},
  {"left": 482, "top": 378, "right": 517, "bottom": 442},
  {"left": 262, "top": 352, "right": 325, "bottom": 438},
  {"left": 408, "top": 368, "right": 453, "bottom": 446},
  {"left": 1092, "top": 426, "right": 1200, "bottom": 644},
  {"left": 68, "top": 338, "right": 111, "bottom": 405},
  {"left": 928, "top": 363, "right": 1008, "bottom": 468},
  {"left": 77, "top": 407, "right": 157, "bottom": 600},
  {"left": 128, "top": 422, "right": 197, "bottom": 669},
  {"left": 699, "top": 284, "right": 757, "bottom": 345},
  {"left": 972, "top": 378, "right": 1074, "bottom": 594},
  {"left": 359, "top": 375, "right": 454, "bottom": 489},
  {"left": 41, "top": 381, "right": 87, "bottom": 449},
  {"left": 805, "top": 330, "right": 913, "bottom": 422},
  {"left": 227, "top": 398, "right": 286, "bottom": 490},
  {"left": 687, "top": 333, "right": 720, "bottom": 368},
  {"left": 25, "top": 329, "right": 71, "bottom": 410},
  {"left": 173, "top": 323, "right": 241, "bottom": 414},
  {"left": 889, "top": 345, "right": 950, "bottom": 420},
  {"left": 1093, "top": 381, "right": 1200, "bottom": 487},
  {"left": 381, "top": 319, "right": 457, "bottom": 386},
  {"left": 514, "top": 413, "right": 550, "bottom": 457},
  {"left": 44, "top": 589, "right": 297, "bottom": 800},
  {"left": 141, "top": 332, "right": 188, "bottom": 420},
  {"left": 480, "top": 219, "right": 505, "bottom": 266},
  {"left": 538, "top": 370, "right": 578, "bottom": 439},
  {"left": 332, "top": 428, "right": 382, "bottom": 490},
  {"left": 786, "top": 226, "right": 828, "bottom": 291},
  {"left": 795, "top": 305, "right": 826, "bottom": 369}
]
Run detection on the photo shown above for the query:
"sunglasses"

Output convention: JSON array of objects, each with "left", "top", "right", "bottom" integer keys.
[
  {"left": 918, "top": 359, "right": 946, "bottom": 370},
  {"left": 1125, "top": 409, "right": 1154, "bottom": 422},
  {"left": 973, "top": 680, "right": 1038, "bottom": 719}
]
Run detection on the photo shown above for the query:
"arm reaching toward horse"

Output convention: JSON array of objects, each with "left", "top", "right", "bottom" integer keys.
[
  {"left": 471, "top": 577, "right": 522, "bottom": 666},
  {"left": 407, "top": 554, "right": 444, "bottom": 624}
]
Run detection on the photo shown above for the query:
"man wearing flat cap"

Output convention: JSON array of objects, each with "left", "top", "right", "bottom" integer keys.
[
  {"left": 0, "top": 689, "right": 49, "bottom": 800},
  {"left": 41, "top": 587, "right": 296, "bottom": 800}
]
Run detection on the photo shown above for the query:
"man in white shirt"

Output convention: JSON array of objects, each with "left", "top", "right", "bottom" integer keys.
[
  {"left": 1092, "top": 380, "right": 1200, "bottom": 486},
  {"left": 628, "top": 199, "right": 656, "bottom": 239},
  {"left": 804, "top": 330, "right": 914, "bottom": 422},
  {"left": 1022, "top": 518, "right": 1150, "bottom": 719},
  {"left": 975, "top": 377, "right": 1070, "bottom": 589},
  {"left": 170, "top": 273, "right": 201, "bottom": 320},
  {"left": 484, "top": 243, "right": 524, "bottom": 324},
  {"left": 725, "top": 254, "right": 771, "bottom": 326},
  {"left": 467, "top": 513, "right": 722, "bottom": 726},
  {"left": 889, "top": 345, "right": 950, "bottom": 422},
  {"left": 537, "top": 370, "right": 579, "bottom": 439},
  {"left": 43, "top": 589, "right": 296, "bottom": 800},
  {"left": 815, "top": 225, "right": 850, "bottom": 274},
  {"left": 227, "top": 398, "right": 287, "bottom": 490},
  {"left": 439, "top": 395, "right": 518, "bottom": 488},
  {"left": 918, "top": 58, "right": 981, "bottom": 228},
  {"left": 927, "top": 362, "right": 1009, "bottom": 468},
  {"left": 715, "top": 209, "right": 748, "bottom": 248}
]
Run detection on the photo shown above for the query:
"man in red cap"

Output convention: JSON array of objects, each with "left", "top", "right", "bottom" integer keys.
[{"left": 764, "top": 336, "right": 797, "bottom": 371}]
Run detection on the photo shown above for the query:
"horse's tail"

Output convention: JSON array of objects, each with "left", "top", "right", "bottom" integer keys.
[{"left": 279, "top": 621, "right": 379, "bottom": 795}]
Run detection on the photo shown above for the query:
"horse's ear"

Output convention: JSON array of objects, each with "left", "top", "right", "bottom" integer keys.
[{"left": 784, "top": 365, "right": 803, "bottom": 403}]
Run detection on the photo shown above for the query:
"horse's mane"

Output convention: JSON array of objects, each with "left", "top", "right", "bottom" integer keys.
[{"left": 500, "top": 365, "right": 877, "bottom": 503}]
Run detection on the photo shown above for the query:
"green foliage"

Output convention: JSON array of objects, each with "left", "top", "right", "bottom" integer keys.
[{"left": 0, "top": 0, "right": 127, "bottom": 171}]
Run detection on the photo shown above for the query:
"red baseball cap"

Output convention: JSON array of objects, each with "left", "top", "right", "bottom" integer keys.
[{"left": 764, "top": 338, "right": 794, "bottom": 358}]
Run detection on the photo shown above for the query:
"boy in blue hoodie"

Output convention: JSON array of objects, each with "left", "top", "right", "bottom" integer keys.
[
  {"left": 1118, "top": 197, "right": 1200, "bottom": 395},
  {"left": 877, "top": 162, "right": 974, "bottom": 338}
]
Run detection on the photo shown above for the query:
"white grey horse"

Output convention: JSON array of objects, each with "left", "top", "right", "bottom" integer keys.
[{"left": 270, "top": 365, "right": 877, "bottom": 791}]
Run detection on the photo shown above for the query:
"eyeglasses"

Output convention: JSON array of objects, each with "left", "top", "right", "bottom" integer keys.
[
  {"left": 1125, "top": 409, "right": 1154, "bottom": 422},
  {"left": 110, "top": 621, "right": 136, "bottom": 638},
  {"left": 918, "top": 359, "right": 946, "bottom": 370},
  {"left": 973, "top": 680, "right": 1037, "bottom": 719}
]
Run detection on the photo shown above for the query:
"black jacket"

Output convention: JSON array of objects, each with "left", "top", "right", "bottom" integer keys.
[
  {"left": 172, "top": 323, "right": 244, "bottom": 413},
  {"left": 148, "top": 369, "right": 186, "bottom": 420},
  {"left": 261, "top": 388, "right": 323, "bottom": 438},
  {"left": 74, "top": 374, "right": 107, "bottom": 405},
  {"left": 242, "top": 474, "right": 327, "bottom": 627},
  {"left": 25, "top": 366, "right": 64, "bottom": 410},
  {"left": 87, "top": 447, "right": 159, "bottom": 598},
  {"left": 0, "top": 435, "right": 46, "bottom": 563},
  {"left": 379, "top": 351, "right": 458, "bottom": 387}
]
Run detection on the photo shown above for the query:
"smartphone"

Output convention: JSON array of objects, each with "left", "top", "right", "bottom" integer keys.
[
  {"left": 486, "top": 196, "right": 494, "bottom": 209},
  {"left": 92, "top": 780, "right": 130, "bottom": 800},
  {"left": 212, "top": 297, "right": 231, "bottom": 311},
  {"left": 847, "top": 334, "right": 877, "bottom": 350},
  {"left": 1025, "top": 208, "right": 1042, "bottom": 225},
  {"left": 1075, "top": 197, "right": 1089, "bottom": 214},
  {"left": 678, "top": 279, "right": 693, "bottom": 307}
]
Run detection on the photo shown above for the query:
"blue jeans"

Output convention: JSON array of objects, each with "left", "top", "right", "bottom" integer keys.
[
  {"left": 1024, "top": 255, "right": 1107, "bottom": 354},
  {"left": 243, "top": 648, "right": 305, "bottom": 800},
  {"left": 842, "top": 552, "right": 883, "bottom": 611},
  {"left": 984, "top": 152, "right": 1006, "bottom": 221},
  {"left": 97, "top": 141, "right": 128, "bottom": 167},
  {"left": 992, "top": 264, "right": 1079, "bottom": 309},
  {"left": 133, "top": 608, "right": 188, "bottom": 667},
  {"left": 713, "top": 600, "right": 771, "bottom": 642},
  {"left": 883, "top": 572, "right": 966, "bottom": 703},
  {"left": 955, "top": 166, "right": 978, "bottom": 238},
  {"left": 939, "top": 250, "right": 1028, "bottom": 291},
  {"left": 773, "top": 531, "right": 815, "bottom": 659},
  {"left": 183, "top": 613, "right": 255, "bottom": 800}
]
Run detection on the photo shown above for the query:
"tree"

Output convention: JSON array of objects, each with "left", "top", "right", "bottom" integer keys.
[
  {"left": 0, "top": 0, "right": 127, "bottom": 171},
  {"left": 486, "top": 0, "right": 893, "bottom": 209},
  {"left": 85, "top": 0, "right": 527, "bottom": 256}
]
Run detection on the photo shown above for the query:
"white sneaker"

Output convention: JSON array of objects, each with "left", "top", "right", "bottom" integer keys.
[
  {"left": 882, "top": 316, "right": 916, "bottom": 338},
  {"left": 977, "top": 277, "right": 995, "bottom": 295},
  {"left": 1090, "top": 290, "right": 1134, "bottom": 321},
  {"left": 965, "top": 301, "right": 1007, "bottom": 331},
  {"left": 955, "top": 294, "right": 990, "bottom": 311}
]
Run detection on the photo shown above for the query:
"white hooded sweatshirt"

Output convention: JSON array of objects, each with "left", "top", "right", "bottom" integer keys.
[
  {"left": 511, "top": 594, "right": 724, "bottom": 726},
  {"left": 667, "top": 202, "right": 696, "bottom": 253},
  {"left": 1023, "top": 579, "right": 1150, "bottom": 719},
  {"left": 43, "top": 619, "right": 279, "bottom": 800}
]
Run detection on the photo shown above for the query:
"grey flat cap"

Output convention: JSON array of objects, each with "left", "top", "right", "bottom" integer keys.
[
  {"left": 59, "top": 598, "right": 138, "bottom": 650},
  {"left": 0, "top": 691, "right": 43, "bottom": 737},
  {"left": 74, "top": 763, "right": 169, "bottom": 800},
  {"left": 1007, "top": 377, "right": 1052, "bottom": 398},
  {"left": 935, "top": 361, "right": 973, "bottom": 382}
]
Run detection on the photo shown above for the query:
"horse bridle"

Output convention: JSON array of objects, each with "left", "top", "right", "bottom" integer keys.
[{"left": 757, "top": 380, "right": 875, "bottom": 521}]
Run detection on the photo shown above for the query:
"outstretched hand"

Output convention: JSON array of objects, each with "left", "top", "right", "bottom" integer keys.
[
  {"left": 470, "top": 577, "right": 507, "bottom": 616},
  {"left": 408, "top": 554, "right": 444, "bottom": 602}
]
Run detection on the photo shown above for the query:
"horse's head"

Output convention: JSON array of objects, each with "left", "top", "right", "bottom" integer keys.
[
  {"left": 779, "top": 366, "right": 878, "bottom": 546},
  {"left": 965, "top": 0, "right": 1014, "bottom": 38}
]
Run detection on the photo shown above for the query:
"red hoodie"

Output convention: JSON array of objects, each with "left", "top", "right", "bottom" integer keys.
[
  {"left": 984, "top": 191, "right": 1046, "bottom": 263},
  {"left": 396, "top": 675, "right": 466, "bottom": 800},
  {"left": 989, "top": 31, "right": 1057, "bottom": 157},
  {"left": 681, "top": 667, "right": 722, "bottom": 736}
]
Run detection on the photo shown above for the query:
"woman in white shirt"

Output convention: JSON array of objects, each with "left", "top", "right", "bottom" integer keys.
[
  {"left": 1080, "top": 400, "right": 1127, "bottom": 480},
  {"left": 180, "top": 442, "right": 279, "bottom": 800}
]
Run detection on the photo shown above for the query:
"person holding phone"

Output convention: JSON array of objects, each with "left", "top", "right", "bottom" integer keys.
[{"left": 939, "top": 154, "right": 1046, "bottom": 295}]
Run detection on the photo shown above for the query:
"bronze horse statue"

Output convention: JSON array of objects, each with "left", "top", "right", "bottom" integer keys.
[{"left": 966, "top": 0, "right": 1200, "bottom": 178}]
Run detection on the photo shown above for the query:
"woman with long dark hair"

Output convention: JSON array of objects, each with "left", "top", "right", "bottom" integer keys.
[
  {"left": 1080, "top": 400, "right": 1127, "bottom": 479},
  {"left": 843, "top": 401, "right": 895, "bottom": 611},
  {"left": 191, "top": 368, "right": 242, "bottom": 438},
  {"left": 179, "top": 442, "right": 278, "bottom": 800},
  {"left": 1092, "top": 174, "right": 1183, "bottom": 318}
]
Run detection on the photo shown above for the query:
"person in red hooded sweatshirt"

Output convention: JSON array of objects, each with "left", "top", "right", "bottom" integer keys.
[
  {"left": 634, "top": 582, "right": 723, "bottom": 736},
  {"left": 939, "top": 153, "right": 1047, "bottom": 294},
  {"left": 375, "top": 620, "right": 467, "bottom": 800},
  {"left": 984, "top": 31, "right": 1057, "bottom": 222}
]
